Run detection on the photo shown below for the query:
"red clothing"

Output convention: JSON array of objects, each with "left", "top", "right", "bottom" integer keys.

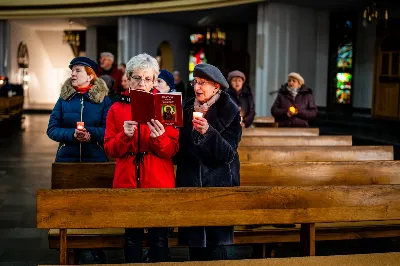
[
  {"left": 104, "top": 91, "right": 179, "bottom": 189},
  {"left": 75, "top": 84, "right": 93, "bottom": 94},
  {"left": 98, "top": 66, "right": 124, "bottom": 93}
]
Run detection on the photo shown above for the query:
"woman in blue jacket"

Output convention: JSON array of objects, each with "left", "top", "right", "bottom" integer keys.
[
  {"left": 47, "top": 57, "right": 111, "bottom": 163},
  {"left": 47, "top": 57, "right": 111, "bottom": 264}
]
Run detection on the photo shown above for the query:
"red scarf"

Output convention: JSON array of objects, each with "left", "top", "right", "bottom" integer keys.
[{"left": 75, "top": 84, "right": 93, "bottom": 94}]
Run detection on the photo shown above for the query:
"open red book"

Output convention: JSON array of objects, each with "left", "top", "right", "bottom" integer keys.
[{"left": 130, "top": 89, "right": 183, "bottom": 127}]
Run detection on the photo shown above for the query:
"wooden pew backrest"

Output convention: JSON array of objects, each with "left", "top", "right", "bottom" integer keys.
[
  {"left": 238, "top": 146, "right": 394, "bottom": 162},
  {"left": 240, "top": 161, "right": 400, "bottom": 186},
  {"left": 239, "top": 136, "right": 352, "bottom": 147},
  {"left": 37, "top": 185, "right": 400, "bottom": 229},
  {"left": 242, "top": 128, "right": 319, "bottom": 137}
]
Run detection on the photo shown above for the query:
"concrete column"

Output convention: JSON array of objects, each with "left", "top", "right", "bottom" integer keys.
[
  {"left": 0, "top": 20, "right": 9, "bottom": 76},
  {"left": 85, "top": 26, "right": 97, "bottom": 61}
]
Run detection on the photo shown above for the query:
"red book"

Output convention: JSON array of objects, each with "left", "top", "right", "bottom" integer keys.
[{"left": 130, "top": 89, "right": 183, "bottom": 127}]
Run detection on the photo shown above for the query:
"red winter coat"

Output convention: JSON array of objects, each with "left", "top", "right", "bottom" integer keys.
[{"left": 104, "top": 91, "right": 179, "bottom": 189}]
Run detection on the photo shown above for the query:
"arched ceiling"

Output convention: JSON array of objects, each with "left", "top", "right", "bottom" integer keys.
[{"left": 0, "top": 0, "right": 265, "bottom": 19}]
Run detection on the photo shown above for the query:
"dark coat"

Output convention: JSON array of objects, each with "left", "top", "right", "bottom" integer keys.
[
  {"left": 271, "top": 84, "right": 317, "bottom": 127},
  {"left": 226, "top": 85, "right": 256, "bottom": 128},
  {"left": 47, "top": 78, "right": 112, "bottom": 162},
  {"left": 175, "top": 90, "right": 242, "bottom": 247},
  {"left": 98, "top": 65, "right": 123, "bottom": 93}
]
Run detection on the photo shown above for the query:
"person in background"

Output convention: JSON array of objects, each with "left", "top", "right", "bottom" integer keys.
[
  {"left": 119, "top": 63, "right": 126, "bottom": 74},
  {"left": 155, "top": 70, "right": 176, "bottom": 93},
  {"left": 174, "top": 63, "right": 242, "bottom": 261},
  {"left": 47, "top": 57, "right": 111, "bottom": 264},
  {"left": 271, "top": 72, "right": 317, "bottom": 127},
  {"left": 99, "top": 74, "right": 119, "bottom": 104},
  {"left": 104, "top": 53, "right": 179, "bottom": 263},
  {"left": 121, "top": 73, "right": 130, "bottom": 91},
  {"left": 98, "top": 52, "right": 123, "bottom": 93},
  {"left": 173, "top": 71, "right": 185, "bottom": 95},
  {"left": 226, "top": 70, "right": 255, "bottom": 128}
]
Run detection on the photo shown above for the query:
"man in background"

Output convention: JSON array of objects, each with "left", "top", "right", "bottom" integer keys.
[{"left": 98, "top": 52, "right": 123, "bottom": 93}]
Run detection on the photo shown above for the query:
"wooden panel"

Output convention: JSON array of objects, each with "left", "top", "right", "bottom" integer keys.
[
  {"left": 240, "top": 161, "right": 400, "bottom": 186},
  {"left": 238, "top": 146, "right": 394, "bottom": 162},
  {"left": 373, "top": 83, "right": 399, "bottom": 118},
  {"left": 242, "top": 128, "right": 319, "bottom": 137},
  {"left": 52, "top": 162, "right": 114, "bottom": 189},
  {"left": 37, "top": 185, "right": 400, "bottom": 228},
  {"left": 239, "top": 136, "right": 352, "bottom": 147},
  {"left": 39, "top": 252, "right": 400, "bottom": 266}
]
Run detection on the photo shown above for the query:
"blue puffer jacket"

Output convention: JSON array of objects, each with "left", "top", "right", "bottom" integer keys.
[{"left": 47, "top": 78, "right": 112, "bottom": 162}]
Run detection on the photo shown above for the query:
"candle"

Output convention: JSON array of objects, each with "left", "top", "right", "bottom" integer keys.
[
  {"left": 193, "top": 112, "right": 203, "bottom": 118},
  {"left": 76, "top": 122, "right": 85, "bottom": 130},
  {"left": 289, "top": 106, "right": 297, "bottom": 114}
]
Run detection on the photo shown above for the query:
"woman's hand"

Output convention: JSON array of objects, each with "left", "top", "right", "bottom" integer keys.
[
  {"left": 193, "top": 117, "right": 209, "bottom": 135},
  {"left": 74, "top": 129, "right": 91, "bottom": 142},
  {"left": 123, "top": 121, "right": 138, "bottom": 138},
  {"left": 147, "top": 119, "right": 165, "bottom": 138}
]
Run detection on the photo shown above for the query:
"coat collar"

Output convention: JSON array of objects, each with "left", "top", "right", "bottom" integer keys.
[
  {"left": 184, "top": 90, "right": 239, "bottom": 132},
  {"left": 60, "top": 78, "right": 109, "bottom": 103},
  {"left": 279, "top": 84, "right": 312, "bottom": 94}
]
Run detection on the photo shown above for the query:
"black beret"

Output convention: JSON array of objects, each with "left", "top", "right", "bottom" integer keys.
[
  {"left": 69, "top": 57, "right": 98, "bottom": 72},
  {"left": 193, "top": 63, "right": 229, "bottom": 90}
]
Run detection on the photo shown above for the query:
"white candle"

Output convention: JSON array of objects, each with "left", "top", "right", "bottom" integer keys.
[{"left": 193, "top": 112, "right": 203, "bottom": 118}]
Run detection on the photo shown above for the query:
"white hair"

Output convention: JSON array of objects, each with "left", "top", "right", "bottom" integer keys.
[
  {"left": 126, "top": 53, "right": 160, "bottom": 80},
  {"left": 100, "top": 52, "right": 114, "bottom": 62}
]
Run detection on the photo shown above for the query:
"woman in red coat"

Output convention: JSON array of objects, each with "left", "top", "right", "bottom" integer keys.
[{"left": 104, "top": 53, "right": 179, "bottom": 263}]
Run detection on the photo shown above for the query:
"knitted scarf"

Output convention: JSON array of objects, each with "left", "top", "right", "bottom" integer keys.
[{"left": 194, "top": 90, "right": 221, "bottom": 115}]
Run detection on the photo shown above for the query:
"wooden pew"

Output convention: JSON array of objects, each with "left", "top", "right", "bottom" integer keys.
[
  {"left": 238, "top": 146, "right": 394, "bottom": 162},
  {"left": 49, "top": 160, "right": 400, "bottom": 260},
  {"left": 52, "top": 160, "right": 400, "bottom": 189},
  {"left": 242, "top": 127, "right": 319, "bottom": 137},
  {"left": 38, "top": 252, "right": 400, "bottom": 266},
  {"left": 38, "top": 185, "right": 400, "bottom": 264},
  {"left": 239, "top": 136, "right": 352, "bottom": 147},
  {"left": 252, "top": 116, "right": 277, "bottom": 127}
]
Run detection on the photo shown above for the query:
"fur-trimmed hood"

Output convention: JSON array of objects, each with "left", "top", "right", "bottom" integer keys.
[{"left": 60, "top": 78, "right": 109, "bottom": 104}]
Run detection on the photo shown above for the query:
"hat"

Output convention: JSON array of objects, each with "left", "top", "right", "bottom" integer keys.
[
  {"left": 288, "top": 72, "right": 304, "bottom": 86},
  {"left": 227, "top": 70, "right": 246, "bottom": 83},
  {"left": 193, "top": 63, "right": 229, "bottom": 90},
  {"left": 69, "top": 57, "right": 98, "bottom": 72},
  {"left": 158, "top": 69, "right": 175, "bottom": 91}
]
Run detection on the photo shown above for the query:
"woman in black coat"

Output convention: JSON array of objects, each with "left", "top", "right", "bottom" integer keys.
[
  {"left": 175, "top": 63, "right": 242, "bottom": 261},
  {"left": 226, "top": 70, "right": 255, "bottom": 128}
]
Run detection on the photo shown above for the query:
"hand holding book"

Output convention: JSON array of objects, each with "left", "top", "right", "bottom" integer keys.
[{"left": 147, "top": 119, "right": 165, "bottom": 138}]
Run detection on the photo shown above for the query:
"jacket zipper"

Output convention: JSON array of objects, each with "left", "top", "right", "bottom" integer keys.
[
  {"left": 57, "top": 143, "right": 65, "bottom": 155},
  {"left": 80, "top": 96, "right": 84, "bottom": 162}
]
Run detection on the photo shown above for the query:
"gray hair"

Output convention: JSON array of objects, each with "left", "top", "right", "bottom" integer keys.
[
  {"left": 100, "top": 52, "right": 114, "bottom": 62},
  {"left": 126, "top": 53, "right": 160, "bottom": 80}
]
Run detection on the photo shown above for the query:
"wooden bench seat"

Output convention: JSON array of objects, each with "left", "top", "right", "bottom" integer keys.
[
  {"left": 238, "top": 146, "right": 394, "bottom": 162},
  {"left": 242, "top": 127, "right": 319, "bottom": 136},
  {"left": 38, "top": 252, "right": 400, "bottom": 266},
  {"left": 239, "top": 136, "right": 352, "bottom": 147},
  {"left": 47, "top": 220, "right": 400, "bottom": 249},
  {"left": 38, "top": 185, "right": 400, "bottom": 264}
]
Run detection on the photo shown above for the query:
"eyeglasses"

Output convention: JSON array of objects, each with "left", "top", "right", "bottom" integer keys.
[
  {"left": 190, "top": 79, "right": 211, "bottom": 87},
  {"left": 131, "top": 76, "right": 154, "bottom": 84}
]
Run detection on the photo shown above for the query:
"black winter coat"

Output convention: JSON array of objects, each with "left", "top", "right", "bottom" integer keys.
[
  {"left": 226, "top": 86, "right": 255, "bottom": 128},
  {"left": 175, "top": 90, "right": 242, "bottom": 247}
]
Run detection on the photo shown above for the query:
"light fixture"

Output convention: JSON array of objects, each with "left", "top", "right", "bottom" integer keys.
[
  {"left": 362, "top": 2, "right": 388, "bottom": 27},
  {"left": 63, "top": 21, "right": 80, "bottom": 56}
]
